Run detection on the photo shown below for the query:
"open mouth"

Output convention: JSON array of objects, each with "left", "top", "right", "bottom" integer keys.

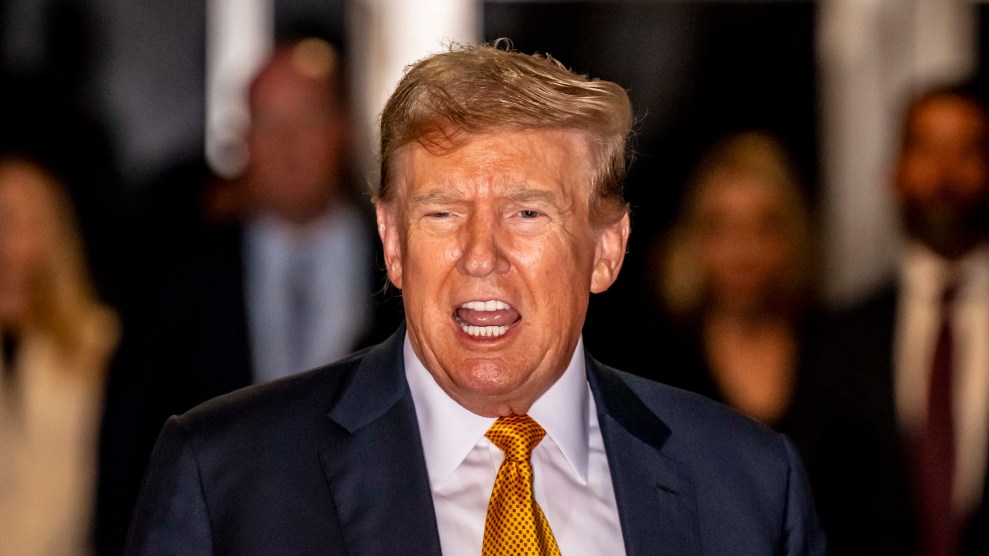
[{"left": 453, "top": 299, "right": 521, "bottom": 338}]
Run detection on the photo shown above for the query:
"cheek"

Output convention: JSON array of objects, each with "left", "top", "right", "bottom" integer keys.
[
  {"left": 700, "top": 233, "right": 736, "bottom": 269},
  {"left": 407, "top": 230, "right": 461, "bottom": 267},
  {"left": 516, "top": 234, "right": 593, "bottom": 303},
  {"left": 299, "top": 131, "right": 335, "bottom": 161},
  {"left": 400, "top": 234, "right": 459, "bottom": 298},
  {"left": 898, "top": 155, "right": 940, "bottom": 198},
  {"left": 760, "top": 238, "right": 794, "bottom": 271},
  {"left": 248, "top": 135, "right": 282, "bottom": 167},
  {"left": 0, "top": 236, "right": 47, "bottom": 284},
  {"left": 955, "top": 158, "right": 989, "bottom": 193}
]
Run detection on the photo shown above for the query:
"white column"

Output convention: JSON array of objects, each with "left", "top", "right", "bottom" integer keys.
[
  {"left": 912, "top": 0, "right": 977, "bottom": 81},
  {"left": 349, "top": 0, "right": 480, "bottom": 185},
  {"left": 205, "top": 0, "right": 274, "bottom": 178},
  {"left": 818, "top": 0, "right": 978, "bottom": 306}
]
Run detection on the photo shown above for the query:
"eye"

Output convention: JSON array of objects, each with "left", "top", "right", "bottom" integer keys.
[
  {"left": 427, "top": 211, "right": 452, "bottom": 218},
  {"left": 518, "top": 210, "right": 541, "bottom": 219}
]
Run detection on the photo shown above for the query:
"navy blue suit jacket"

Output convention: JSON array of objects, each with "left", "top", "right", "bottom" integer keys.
[{"left": 126, "top": 328, "right": 827, "bottom": 555}]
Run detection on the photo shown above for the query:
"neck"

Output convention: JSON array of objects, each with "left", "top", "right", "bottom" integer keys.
[
  {"left": 910, "top": 222, "right": 989, "bottom": 262},
  {"left": 253, "top": 188, "right": 342, "bottom": 230}
]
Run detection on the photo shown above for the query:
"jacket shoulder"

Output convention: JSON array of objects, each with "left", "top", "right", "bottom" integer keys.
[
  {"left": 589, "top": 362, "right": 827, "bottom": 554},
  {"left": 589, "top": 358, "right": 789, "bottom": 467},
  {"left": 619, "top": 369, "right": 784, "bottom": 451},
  {"left": 175, "top": 345, "right": 373, "bottom": 437}
]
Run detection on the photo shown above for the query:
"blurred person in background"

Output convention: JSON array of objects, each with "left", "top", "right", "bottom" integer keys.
[
  {"left": 95, "top": 36, "right": 400, "bottom": 555},
  {"left": 233, "top": 36, "right": 385, "bottom": 380},
  {"left": 600, "top": 132, "right": 817, "bottom": 430},
  {"left": 0, "top": 155, "right": 118, "bottom": 555},
  {"left": 798, "top": 82, "right": 989, "bottom": 555}
]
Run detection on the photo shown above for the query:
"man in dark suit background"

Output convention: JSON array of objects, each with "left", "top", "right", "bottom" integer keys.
[
  {"left": 797, "top": 83, "right": 989, "bottom": 555},
  {"left": 125, "top": 43, "right": 826, "bottom": 555},
  {"left": 95, "top": 37, "right": 401, "bottom": 555}
]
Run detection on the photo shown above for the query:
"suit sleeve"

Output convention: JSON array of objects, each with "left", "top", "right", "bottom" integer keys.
[
  {"left": 781, "top": 435, "right": 829, "bottom": 555},
  {"left": 124, "top": 416, "right": 215, "bottom": 556}
]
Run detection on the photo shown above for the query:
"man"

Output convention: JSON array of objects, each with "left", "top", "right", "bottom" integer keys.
[
  {"left": 96, "top": 37, "right": 399, "bottom": 555},
  {"left": 798, "top": 83, "right": 989, "bottom": 555},
  {"left": 237, "top": 36, "right": 394, "bottom": 381},
  {"left": 125, "top": 44, "right": 825, "bottom": 555}
]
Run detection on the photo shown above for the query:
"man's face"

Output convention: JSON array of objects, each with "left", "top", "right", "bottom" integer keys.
[
  {"left": 246, "top": 54, "right": 346, "bottom": 224},
  {"left": 377, "top": 130, "right": 629, "bottom": 417},
  {"left": 895, "top": 96, "right": 989, "bottom": 257}
]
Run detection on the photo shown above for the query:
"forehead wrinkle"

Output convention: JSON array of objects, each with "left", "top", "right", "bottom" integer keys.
[
  {"left": 396, "top": 130, "right": 595, "bottom": 210},
  {"left": 411, "top": 181, "right": 569, "bottom": 212},
  {"left": 408, "top": 167, "right": 494, "bottom": 208}
]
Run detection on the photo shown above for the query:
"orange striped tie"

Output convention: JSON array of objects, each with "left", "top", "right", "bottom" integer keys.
[{"left": 482, "top": 415, "right": 561, "bottom": 556}]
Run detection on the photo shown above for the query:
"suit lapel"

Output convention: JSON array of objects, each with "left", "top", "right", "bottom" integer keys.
[
  {"left": 587, "top": 356, "right": 702, "bottom": 556},
  {"left": 316, "top": 332, "right": 702, "bottom": 555},
  {"left": 319, "top": 327, "right": 442, "bottom": 556}
]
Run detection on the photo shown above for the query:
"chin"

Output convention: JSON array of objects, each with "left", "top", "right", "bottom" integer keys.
[{"left": 450, "top": 359, "right": 526, "bottom": 396}]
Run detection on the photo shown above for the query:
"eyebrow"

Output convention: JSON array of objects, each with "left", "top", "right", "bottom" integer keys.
[
  {"left": 409, "top": 190, "right": 464, "bottom": 208},
  {"left": 504, "top": 187, "right": 558, "bottom": 205},
  {"left": 409, "top": 186, "right": 560, "bottom": 208}
]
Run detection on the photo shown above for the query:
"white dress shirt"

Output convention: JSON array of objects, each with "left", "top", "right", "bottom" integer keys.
[
  {"left": 894, "top": 241, "right": 989, "bottom": 516},
  {"left": 244, "top": 203, "right": 371, "bottom": 383},
  {"left": 404, "top": 335, "right": 627, "bottom": 556}
]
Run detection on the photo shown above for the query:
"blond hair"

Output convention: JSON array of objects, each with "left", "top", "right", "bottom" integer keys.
[
  {"left": 660, "top": 132, "right": 815, "bottom": 318},
  {"left": 375, "top": 41, "right": 633, "bottom": 226},
  {"left": 0, "top": 156, "right": 117, "bottom": 373}
]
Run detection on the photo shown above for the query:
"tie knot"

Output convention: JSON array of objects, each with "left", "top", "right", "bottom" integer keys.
[{"left": 485, "top": 415, "right": 546, "bottom": 462}]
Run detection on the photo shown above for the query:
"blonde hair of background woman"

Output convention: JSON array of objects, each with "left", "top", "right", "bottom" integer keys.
[
  {"left": 659, "top": 132, "right": 816, "bottom": 320},
  {"left": 0, "top": 155, "right": 117, "bottom": 373}
]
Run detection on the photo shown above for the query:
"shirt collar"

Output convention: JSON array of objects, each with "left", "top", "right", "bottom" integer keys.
[
  {"left": 403, "top": 334, "right": 590, "bottom": 489},
  {"left": 527, "top": 338, "right": 590, "bottom": 484},
  {"left": 901, "top": 240, "right": 989, "bottom": 301},
  {"left": 245, "top": 205, "right": 363, "bottom": 270}
]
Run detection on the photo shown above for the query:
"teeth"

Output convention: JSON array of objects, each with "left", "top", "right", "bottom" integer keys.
[
  {"left": 461, "top": 324, "right": 510, "bottom": 338},
  {"left": 460, "top": 300, "right": 510, "bottom": 311}
]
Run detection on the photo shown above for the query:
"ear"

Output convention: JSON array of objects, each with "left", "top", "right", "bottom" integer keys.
[
  {"left": 590, "top": 212, "right": 630, "bottom": 293},
  {"left": 376, "top": 202, "right": 404, "bottom": 289}
]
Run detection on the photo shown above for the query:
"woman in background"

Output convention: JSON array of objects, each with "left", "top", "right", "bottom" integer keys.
[
  {"left": 0, "top": 155, "right": 118, "bottom": 555},
  {"left": 653, "top": 132, "right": 817, "bottom": 427}
]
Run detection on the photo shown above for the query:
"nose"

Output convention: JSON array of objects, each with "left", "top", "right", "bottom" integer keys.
[{"left": 458, "top": 210, "right": 508, "bottom": 277}]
